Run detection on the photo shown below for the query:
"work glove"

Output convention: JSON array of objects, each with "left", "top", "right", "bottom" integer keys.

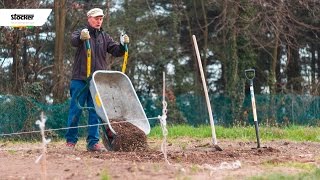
[
  {"left": 80, "top": 29, "right": 90, "bottom": 40},
  {"left": 120, "top": 34, "right": 130, "bottom": 46}
]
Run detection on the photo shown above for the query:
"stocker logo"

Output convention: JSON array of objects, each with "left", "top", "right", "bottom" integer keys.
[
  {"left": 11, "top": 14, "right": 34, "bottom": 20},
  {"left": 0, "top": 9, "right": 51, "bottom": 27}
]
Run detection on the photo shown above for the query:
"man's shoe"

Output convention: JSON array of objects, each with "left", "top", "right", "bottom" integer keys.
[
  {"left": 87, "top": 143, "right": 107, "bottom": 152},
  {"left": 65, "top": 142, "right": 76, "bottom": 151}
]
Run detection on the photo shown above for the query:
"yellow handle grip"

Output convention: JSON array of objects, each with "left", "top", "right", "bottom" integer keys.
[
  {"left": 85, "top": 40, "right": 91, "bottom": 78},
  {"left": 86, "top": 49, "right": 91, "bottom": 77},
  {"left": 121, "top": 44, "right": 128, "bottom": 73}
]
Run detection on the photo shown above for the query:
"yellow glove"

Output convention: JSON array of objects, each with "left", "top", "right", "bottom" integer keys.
[
  {"left": 80, "top": 29, "right": 90, "bottom": 40},
  {"left": 120, "top": 34, "right": 129, "bottom": 45}
]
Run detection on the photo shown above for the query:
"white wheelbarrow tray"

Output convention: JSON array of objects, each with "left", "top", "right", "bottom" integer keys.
[{"left": 89, "top": 70, "right": 150, "bottom": 135}]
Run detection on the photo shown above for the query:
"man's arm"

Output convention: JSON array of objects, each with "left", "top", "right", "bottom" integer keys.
[
  {"left": 105, "top": 33, "right": 126, "bottom": 57},
  {"left": 71, "top": 29, "right": 82, "bottom": 47}
]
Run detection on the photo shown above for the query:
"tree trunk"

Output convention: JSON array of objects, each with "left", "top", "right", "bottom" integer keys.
[
  {"left": 53, "top": 0, "right": 67, "bottom": 103},
  {"left": 224, "top": 1, "right": 240, "bottom": 125},
  {"left": 10, "top": 29, "right": 23, "bottom": 94},
  {"left": 105, "top": 0, "right": 110, "bottom": 29},
  {"left": 310, "top": 43, "right": 316, "bottom": 94},
  {"left": 270, "top": 35, "right": 279, "bottom": 94},
  {"left": 287, "top": 46, "right": 301, "bottom": 93},
  {"left": 199, "top": 0, "right": 208, "bottom": 74}
]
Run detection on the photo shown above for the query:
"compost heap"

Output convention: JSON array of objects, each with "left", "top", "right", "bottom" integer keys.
[{"left": 108, "top": 119, "right": 148, "bottom": 152}]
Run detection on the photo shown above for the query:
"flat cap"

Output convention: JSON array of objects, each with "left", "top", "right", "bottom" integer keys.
[{"left": 87, "top": 8, "right": 104, "bottom": 17}]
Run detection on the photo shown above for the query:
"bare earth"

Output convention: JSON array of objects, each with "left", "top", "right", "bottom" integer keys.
[{"left": 0, "top": 138, "right": 319, "bottom": 180}]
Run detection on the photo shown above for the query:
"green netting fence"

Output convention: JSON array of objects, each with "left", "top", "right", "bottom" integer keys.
[{"left": 0, "top": 93, "right": 319, "bottom": 138}]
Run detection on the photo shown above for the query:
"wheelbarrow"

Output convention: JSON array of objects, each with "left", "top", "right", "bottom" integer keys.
[{"left": 89, "top": 70, "right": 150, "bottom": 150}]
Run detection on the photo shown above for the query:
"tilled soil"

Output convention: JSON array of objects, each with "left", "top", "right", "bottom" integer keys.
[
  {"left": 0, "top": 139, "right": 319, "bottom": 180},
  {"left": 108, "top": 119, "right": 148, "bottom": 152}
]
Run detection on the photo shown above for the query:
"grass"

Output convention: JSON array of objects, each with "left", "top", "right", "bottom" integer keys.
[
  {"left": 263, "top": 161, "right": 318, "bottom": 172},
  {"left": 148, "top": 124, "right": 320, "bottom": 142},
  {"left": 249, "top": 168, "right": 320, "bottom": 180},
  {"left": 100, "top": 170, "right": 111, "bottom": 180},
  {"left": 258, "top": 161, "right": 320, "bottom": 179}
]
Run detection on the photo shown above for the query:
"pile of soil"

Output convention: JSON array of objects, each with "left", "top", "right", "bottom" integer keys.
[{"left": 107, "top": 119, "right": 148, "bottom": 152}]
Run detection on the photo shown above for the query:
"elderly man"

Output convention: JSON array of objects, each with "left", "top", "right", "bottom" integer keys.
[{"left": 65, "top": 8, "right": 129, "bottom": 152}]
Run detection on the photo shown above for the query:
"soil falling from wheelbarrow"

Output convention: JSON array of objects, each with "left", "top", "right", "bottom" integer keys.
[{"left": 108, "top": 119, "right": 148, "bottom": 152}]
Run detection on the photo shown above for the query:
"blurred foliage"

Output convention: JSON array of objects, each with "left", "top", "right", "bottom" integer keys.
[{"left": 0, "top": 93, "right": 319, "bottom": 139}]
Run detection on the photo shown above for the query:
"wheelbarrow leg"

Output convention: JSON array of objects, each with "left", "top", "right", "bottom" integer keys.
[{"left": 99, "top": 118, "right": 116, "bottom": 151}]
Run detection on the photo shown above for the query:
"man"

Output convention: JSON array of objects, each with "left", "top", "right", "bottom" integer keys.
[{"left": 65, "top": 8, "right": 129, "bottom": 152}]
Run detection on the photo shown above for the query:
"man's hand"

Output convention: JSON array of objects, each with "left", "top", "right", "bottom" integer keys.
[
  {"left": 80, "top": 29, "right": 90, "bottom": 40},
  {"left": 120, "top": 34, "right": 130, "bottom": 45}
]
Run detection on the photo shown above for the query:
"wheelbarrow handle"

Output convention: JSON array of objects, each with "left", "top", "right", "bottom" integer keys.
[
  {"left": 85, "top": 39, "right": 91, "bottom": 78},
  {"left": 121, "top": 44, "right": 129, "bottom": 73},
  {"left": 75, "top": 39, "right": 95, "bottom": 111}
]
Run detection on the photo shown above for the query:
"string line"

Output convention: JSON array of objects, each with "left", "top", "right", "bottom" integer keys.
[{"left": 0, "top": 117, "right": 160, "bottom": 137}]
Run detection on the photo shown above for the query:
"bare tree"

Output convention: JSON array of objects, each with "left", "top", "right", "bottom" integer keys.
[{"left": 52, "top": 0, "right": 67, "bottom": 103}]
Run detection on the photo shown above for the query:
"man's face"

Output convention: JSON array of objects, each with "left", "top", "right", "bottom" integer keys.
[{"left": 88, "top": 16, "right": 103, "bottom": 29}]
